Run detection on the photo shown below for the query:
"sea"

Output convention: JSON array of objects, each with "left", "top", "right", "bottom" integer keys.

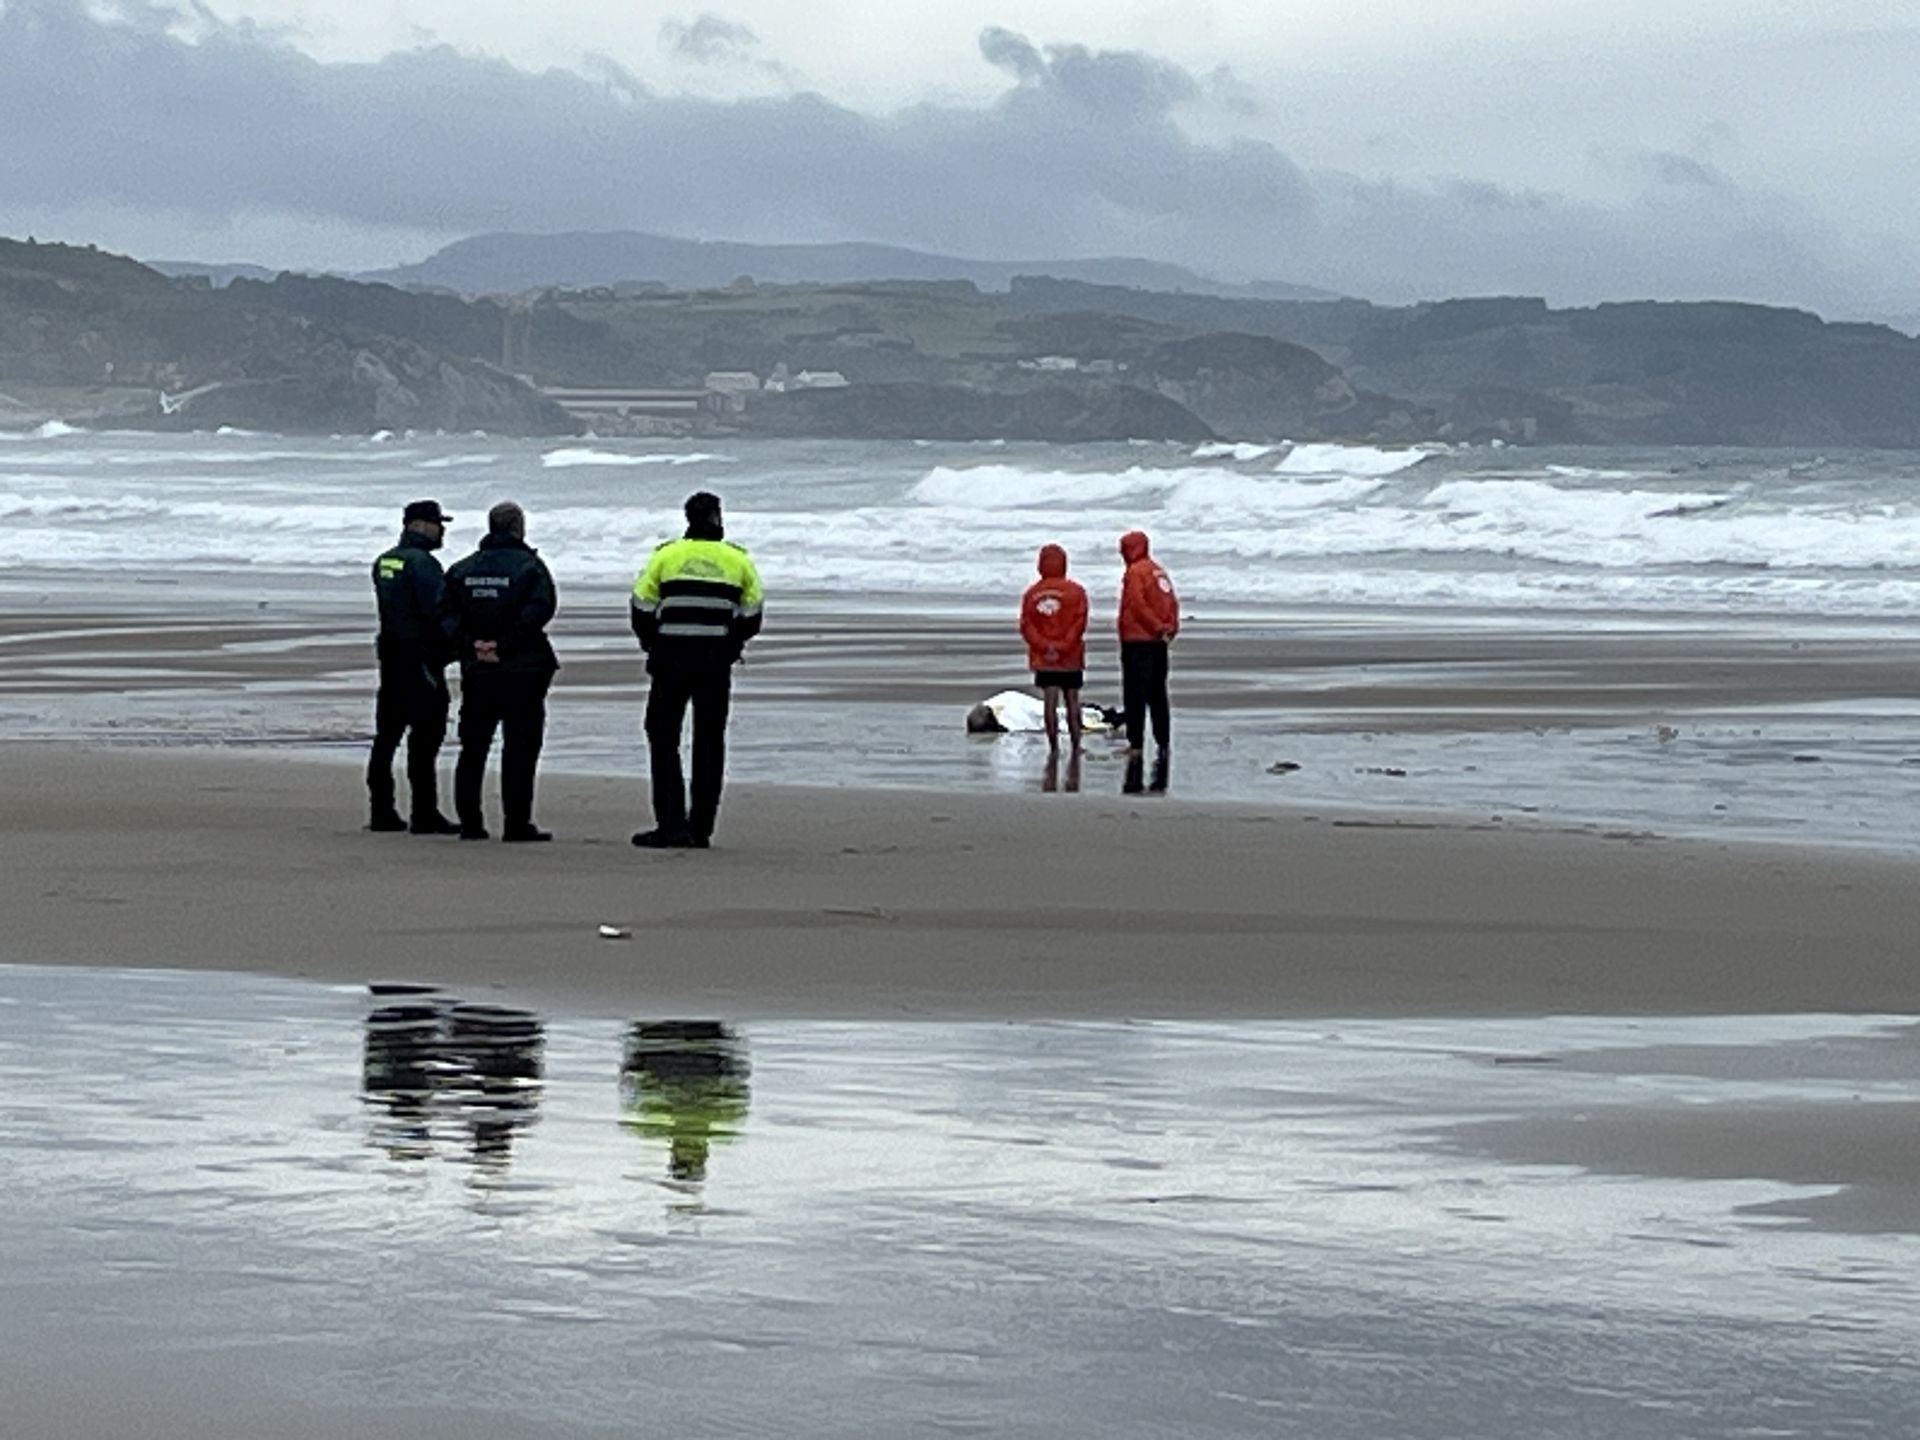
[
  {"left": 5, "top": 424, "right": 1918, "bottom": 617},
  {"left": 5, "top": 424, "right": 1920, "bottom": 847}
]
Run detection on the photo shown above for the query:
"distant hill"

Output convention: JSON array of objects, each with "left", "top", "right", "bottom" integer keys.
[
  {"left": 750, "top": 381, "right": 1216, "bottom": 444},
  {"left": 361, "top": 230, "right": 1340, "bottom": 302},
  {"left": 230, "top": 265, "right": 1920, "bottom": 446},
  {"left": 1007, "top": 280, "right": 1920, "bottom": 447},
  {"left": 147, "top": 260, "right": 283, "bottom": 287},
  {"left": 0, "top": 239, "right": 574, "bottom": 435},
  {"left": 21, "top": 235, "right": 1920, "bottom": 447}
]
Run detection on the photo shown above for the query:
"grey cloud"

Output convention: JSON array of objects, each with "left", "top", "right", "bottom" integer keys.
[
  {"left": 1201, "top": 66, "right": 1265, "bottom": 120},
  {"left": 1635, "top": 151, "right": 1734, "bottom": 190},
  {"left": 661, "top": 13, "right": 761, "bottom": 65},
  {"left": 978, "top": 26, "right": 1044, "bottom": 83},
  {"left": 1311, "top": 170, "right": 1857, "bottom": 313},
  {"left": 578, "top": 52, "right": 649, "bottom": 106},
  {"left": 980, "top": 29, "right": 1199, "bottom": 120},
  {"left": 1032, "top": 42, "right": 1198, "bottom": 118},
  {"left": 1588, "top": 143, "right": 1735, "bottom": 192},
  {"left": 0, "top": 0, "right": 1893, "bottom": 312}
]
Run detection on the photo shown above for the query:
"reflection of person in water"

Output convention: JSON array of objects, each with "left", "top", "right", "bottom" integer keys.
[
  {"left": 445, "top": 1003, "right": 544, "bottom": 1174},
  {"left": 1042, "top": 748, "right": 1082, "bottom": 794},
  {"left": 1123, "top": 749, "right": 1170, "bottom": 797},
  {"left": 362, "top": 999, "right": 442, "bottom": 1161},
  {"left": 361, "top": 995, "right": 545, "bottom": 1174},
  {"left": 619, "top": 1020, "right": 751, "bottom": 1185}
]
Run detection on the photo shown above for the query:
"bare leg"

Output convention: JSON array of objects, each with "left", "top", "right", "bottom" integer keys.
[
  {"left": 1041, "top": 685, "right": 1062, "bottom": 750},
  {"left": 1064, "top": 687, "right": 1084, "bottom": 751}
]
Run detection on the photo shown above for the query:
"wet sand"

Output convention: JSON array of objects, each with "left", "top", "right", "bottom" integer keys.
[
  {"left": 3, "top": 743, "right": 1916, "bottom": 1022},
  {"left": 6, "top": 594, "right": 1920, "bottom": 725},
  {"left": 9, "top": 594, "right": 1920, "bottom": 846},
  {"left": 9, "top": 974, "right": 1920, "bottom": 1440}
]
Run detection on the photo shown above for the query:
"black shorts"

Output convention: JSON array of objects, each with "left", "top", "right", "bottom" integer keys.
[{"left": 1033, "top": 669, "right": 1083, "bottom": 691}]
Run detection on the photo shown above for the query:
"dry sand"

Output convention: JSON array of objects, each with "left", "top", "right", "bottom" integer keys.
[{"left": 2, "top": 743, "right": 1915, "bottom": 1021}]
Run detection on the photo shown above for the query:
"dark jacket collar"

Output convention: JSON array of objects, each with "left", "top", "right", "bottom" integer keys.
[
  {"left": 684, "top": 520, "right": 724, "bottom": 542},
  {"left": 398, "top": 528, "right": 440, "bottom": 552},
  {"left": 479, "top": 533, "right": 535, "bottom": 553}
]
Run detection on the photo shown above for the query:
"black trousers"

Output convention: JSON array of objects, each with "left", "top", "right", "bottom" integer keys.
[
  {"left": 1120, "top": 640, "right": 1171, "bottom": 751},
  {"left": 367, "top": 656, "right": 448, "bottom": 819},
  {"left": 455, "top": 669, "right": 552, "bottom": 832},
  {"left": 645, "top": 663, "right": 733, "bottom": 840}
]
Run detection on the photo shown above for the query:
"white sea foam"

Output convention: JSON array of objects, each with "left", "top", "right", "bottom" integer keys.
[
  {"left": 9, "top": 433, "right": 1920, "bottom": 620},
  {"left": 31, "top": 420, "right": 81, "bottom": 440},
  {"left": 1192, "top": 442, "right": 1281, "bottom": 462},
  {"left": 909, "top": 464, "right": 1387, "bottom": 521},
  {"left": 417, "top": 453, "right": 502, "bottom": 470},
  {"left": 0, "top": 488, "right": 174, "bottom": 522},
  {"left": 908, "top": 464, "right": 1188, "bottom": 509},
  {"left": 1275, "top": 443, "right": 1429, "bottom": 477},
  {"left": 1544, "top": 464, "right": 1647, "bottom": 481},
  {"left": 541, "top": 448, "right": 734, "bottom": 469}
]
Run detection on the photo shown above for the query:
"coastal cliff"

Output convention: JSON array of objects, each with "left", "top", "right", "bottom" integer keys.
[{"left": 0, "top": 240, "right": 575, "bottom": 435}]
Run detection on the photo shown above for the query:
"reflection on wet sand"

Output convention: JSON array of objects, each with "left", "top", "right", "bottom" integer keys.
[
  {"left": 1123, "top": 750, "right": 1170, "bottom": 795},
  {"left": 362, "top": 992, "right": 544, "bottom": 1178},
  {"left": 13, "top": 966, "right": 1920, "bottom": 1439},
  {"left": 1041, "top": 749, "right": 1083, "bottom": 793},
  {"left": 620, "top": 1021, "right": 751, "bottom": 1190}
]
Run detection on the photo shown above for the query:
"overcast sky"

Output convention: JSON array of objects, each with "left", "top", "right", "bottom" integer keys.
[{"left": 4, "top": 0, "right": 1917, "bottom": 316}]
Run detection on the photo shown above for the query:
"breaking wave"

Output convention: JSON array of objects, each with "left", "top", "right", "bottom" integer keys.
[
  {"left": 1192, "top": 441, "right": 1281, "bottom": 462},
  {"left": 1275, "top": 443, "right": 1432, "bottom": 477},
  {"left": 541, "top": 447, "right": 733, "bottom": 469},
  {"left": 908, "top": 464, "right": 1186, "bottom": 508},
  {"left": 417, "top": 453, "right": 503, "bottom": 470},
  {"left": 909, "top": 464, "right": 1386, "bottom": 520}
]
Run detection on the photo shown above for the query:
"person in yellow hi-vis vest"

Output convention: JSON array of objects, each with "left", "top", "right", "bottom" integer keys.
[{"left": 629, "top": 491, "right": 764, "bottom": 849}]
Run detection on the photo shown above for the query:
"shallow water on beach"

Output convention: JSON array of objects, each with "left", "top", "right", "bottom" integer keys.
[
  {"left": 6, "top": 583, "right": 1920, "bottom": 848},
  {"left": 4, "top": 965, "right": 1918, "bottom": 1439}
]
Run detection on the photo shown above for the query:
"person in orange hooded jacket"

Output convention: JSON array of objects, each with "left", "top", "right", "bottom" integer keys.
[
  {"left": 1117, "top": 530, "right": 1178, "bottom": 754},
  {"left": 1019, "top": 543, "right": 1089, "bottom": 750}
]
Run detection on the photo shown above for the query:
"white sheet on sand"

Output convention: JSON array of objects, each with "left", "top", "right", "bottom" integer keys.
[{"left": 974, "top": 690, "right": 1115, "bottom": 734}]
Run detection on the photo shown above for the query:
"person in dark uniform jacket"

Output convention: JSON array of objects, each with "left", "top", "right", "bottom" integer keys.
[
  {"left": 629, "top": 492, "right": 764, "bottom": 849},
  {"left": 367, "top": 499, "right": 458, "bottom": 834},
  {"left": 445, "top": 501, "right": 560, "bottom": 843}
]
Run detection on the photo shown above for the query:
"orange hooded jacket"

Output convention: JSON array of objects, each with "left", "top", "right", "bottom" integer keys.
[
  {"left": 1020, "top": 544, "right": 1089, "bottom": 672},
  {"left": 1118, "top": 531, "right": 1179, "bottom": 643}
]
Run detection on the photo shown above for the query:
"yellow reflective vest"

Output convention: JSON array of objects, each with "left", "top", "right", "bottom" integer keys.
[{"left": 630, "top": 537, "right": 764, "bottom": 664}]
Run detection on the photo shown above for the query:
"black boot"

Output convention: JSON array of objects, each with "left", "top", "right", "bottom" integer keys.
[{"left": 631, "top": 828, "right": 694, "bottom": 849}]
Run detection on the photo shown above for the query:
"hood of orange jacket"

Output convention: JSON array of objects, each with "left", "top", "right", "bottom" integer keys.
[
  {"left": 1118, "top": 533, "right": 1178, "bottom": 643},
  {"left": 1037, "top": 543, "right": 1068, "bottom": 579}
]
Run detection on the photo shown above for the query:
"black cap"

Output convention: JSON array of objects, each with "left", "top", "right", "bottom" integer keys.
[{"left": 403, "top": 499, "right": 452, "bottom": 525}]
